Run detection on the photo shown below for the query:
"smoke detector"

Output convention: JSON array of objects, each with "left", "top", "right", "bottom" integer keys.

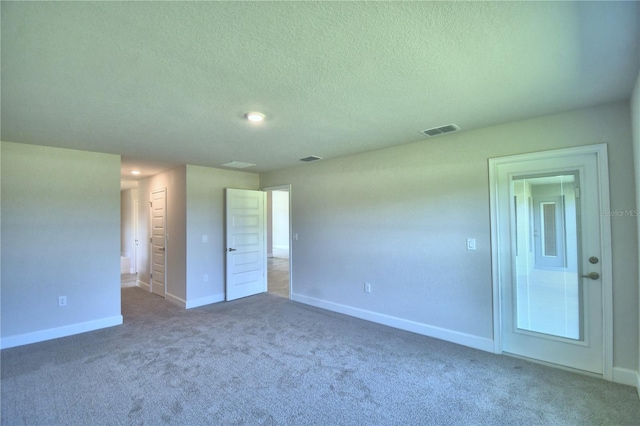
[{"left": 420, "top": 124, "right": 460, "bottom": 137}]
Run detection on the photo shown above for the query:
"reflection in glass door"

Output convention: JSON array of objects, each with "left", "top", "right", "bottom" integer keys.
[{"left": 512, "top": 174, "right": 580, "bottom": 340}]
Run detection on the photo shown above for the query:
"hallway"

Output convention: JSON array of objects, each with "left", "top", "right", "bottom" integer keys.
[{"left": 268, "top": 257, "right": 289, "bottom": 298}]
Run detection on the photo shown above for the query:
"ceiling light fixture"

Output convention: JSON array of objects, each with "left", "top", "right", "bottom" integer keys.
[
  {"left": 245, "top": 112, "right": 266, "bottom": 122},
  {"left": 131, "top": 170, "right": 141, "bottom": 175}
]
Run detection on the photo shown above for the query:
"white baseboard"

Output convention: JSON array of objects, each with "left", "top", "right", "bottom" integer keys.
[
  {"left": 272, "top": 247, "right": 289, "bottom": 259},
  {"left": 613, "top": 367, "right": 640, "bottom": 390},
  {"left": 186, "top": 293, "right": 225, "bottom": 309},
  {"left": 165, "top": 292, "right": 187, "bottom": 308},
  {"left": 291, "top": 293, "right": 494, "bottom": 353},
  {"left": 138, "top": 284, "right": 223, "bottom": 309},
  {"left": 0, "top": 315, "right": 123, "bottom": 350}
]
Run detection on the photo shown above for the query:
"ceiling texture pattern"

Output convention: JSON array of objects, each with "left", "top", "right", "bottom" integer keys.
[{"left": 2, "top": 1, "right": 639, "bottom": 177}]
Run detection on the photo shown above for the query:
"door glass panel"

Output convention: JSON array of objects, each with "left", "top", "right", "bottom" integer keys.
[{"left": 512, "top": 174, "right": 580, "bottom": 340}]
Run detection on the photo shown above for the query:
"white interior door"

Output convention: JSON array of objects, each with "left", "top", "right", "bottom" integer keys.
[
  {"left": 225, "top": 188, "right": 267, "bottom": 301},
  {"left": 151, "top": 188, "right": 166, "bottom": 297},
  {"left": 490, "top": 145, "right": 612, "bottom": 377}
]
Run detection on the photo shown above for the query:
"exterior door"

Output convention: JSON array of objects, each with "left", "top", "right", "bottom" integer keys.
[
  {"left": 225, "top": 188, "right": 267, "bottom": 301},
  {"left": 490, "top": 145, "right": 612, "bottom": 376},
  {"left": 151, "top": 188, "right": 166, "bottom": 297}
]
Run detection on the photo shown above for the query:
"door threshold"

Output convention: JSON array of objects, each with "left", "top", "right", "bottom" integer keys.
[{"left": 503, "top": 352, "right": 603, "bottom": 379}]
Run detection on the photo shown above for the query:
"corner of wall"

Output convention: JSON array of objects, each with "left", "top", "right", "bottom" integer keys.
[{"left": 631, "top": 67, "right": 640, "bottom": 396}]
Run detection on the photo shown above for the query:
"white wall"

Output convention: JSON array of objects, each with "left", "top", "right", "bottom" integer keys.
[
  {"left": 120, "top": 188, "right": 138, "bottom": 265},
  {"left": 137, "top": 166, "right": 187, "bottom": 304},
  {"left": 272, "top": 190, "right": 290, "bottom": 257},
  {"left": 0, "top": 142, "right": 122, "bottom": 348},
  {"left": 185, "top": 165, "right": 259, "bottom": 308},
  {"left": 260, "top": 101, "right": 639, "bottom": 371}
]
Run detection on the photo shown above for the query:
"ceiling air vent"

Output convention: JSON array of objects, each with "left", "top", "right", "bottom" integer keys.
[
  {"left": 299, "top": 155, "right": 323, "bottom": 162},
  {"left": 420, "top": 124, "right": 460, "bottom": 137},
  {"left": 221, "top": 161, "right": 256, "bottom": 169}
]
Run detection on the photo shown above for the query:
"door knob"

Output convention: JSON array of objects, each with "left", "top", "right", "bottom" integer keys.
[
  {"left": 159, "top": 247, "right": 165, "bottom": 251},
  {"left": 581, "top": 272, "right": 600, "bottom": 280}
]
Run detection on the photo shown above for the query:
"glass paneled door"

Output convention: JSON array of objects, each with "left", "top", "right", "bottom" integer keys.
[{"left": 490, "top": 145, "right": 612, "bottom": 376}]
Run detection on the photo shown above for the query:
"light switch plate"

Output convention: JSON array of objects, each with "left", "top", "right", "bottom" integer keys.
[{"left": 467, "top": 238, "right": 476, "bottom": 250}]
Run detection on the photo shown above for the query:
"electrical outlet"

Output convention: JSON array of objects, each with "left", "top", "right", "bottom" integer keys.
[
  {"left": 58, "top": 296, "right": 67, "bottom": 307},
  {"left": 202, "top": 235, "right": 208, "bottom": 243},
  {"left": 364, "top": 282, "right": 371, "bottom": 293}
]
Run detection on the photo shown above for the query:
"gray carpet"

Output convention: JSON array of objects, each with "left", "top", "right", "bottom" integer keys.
[{"left": 2, "top": 287, "right": 639, "bottom": 425}]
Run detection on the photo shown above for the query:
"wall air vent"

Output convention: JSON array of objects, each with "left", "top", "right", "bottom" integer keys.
[
  {"left": 299, "top": 155, "right": 323, "bottom": 162},
  {"left": 420, "top": 124, "right": 460, "bottom": 137},
  {"left": 221, "top": 161, "right": 256, "bottom": 169}
]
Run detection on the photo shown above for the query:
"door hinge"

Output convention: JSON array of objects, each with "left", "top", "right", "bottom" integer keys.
[
  {"left": 150, "top": 237, "right": 152, "bottom": 243},
  {"left": 150, "top": 273, "right": 152, "bottom": 279},
  {"left": 575, "top": 187, "right": 580, "bottom": 199},
  {"left": 149, "top": 201, "right": 152, "bottom": 207}
]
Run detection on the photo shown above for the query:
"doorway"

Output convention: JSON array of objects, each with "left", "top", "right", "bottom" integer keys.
[
  {"left": 120, "top": 187, "right": 139, "bottom": 288},
  {"left": 264, "top": 185, "right": 291, "bottom": 299},
  {"left": 489, "top": 144, "right": 613, "bottom": 378}
]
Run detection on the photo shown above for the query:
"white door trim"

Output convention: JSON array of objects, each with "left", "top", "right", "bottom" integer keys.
[
  {"left": 133, "top": 199, "right": 139, "bottom": 274},
  {"left": 489, "top": 144, "right": 613, "bottom": 380}
]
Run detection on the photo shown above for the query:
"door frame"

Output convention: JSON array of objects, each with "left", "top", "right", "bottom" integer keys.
[
  {"left": 262, "top": 184, "right": 293, "bottom": 299},
  {"left": 133, "top": 199, "right": 139, "bottom": 274},
  {"left": 489, "top": 144, "right": 613, "bottom": 380}
]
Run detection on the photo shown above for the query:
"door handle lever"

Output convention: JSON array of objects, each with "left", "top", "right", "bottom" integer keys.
[
  {"left": 581, "top": 272, "right": 600, "bottom": 280},
  {"left": 228, "top": 248, "right": 236, "bottom": 252}
]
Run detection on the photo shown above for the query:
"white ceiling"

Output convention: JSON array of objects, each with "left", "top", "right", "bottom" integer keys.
[{"left": 2, "top": 1, "right": 639, "bottom": 179}]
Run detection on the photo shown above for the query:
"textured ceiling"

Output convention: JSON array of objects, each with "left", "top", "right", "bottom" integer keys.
[{"left": 2, "top": 1, "right": 639, "bottom": 177}]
